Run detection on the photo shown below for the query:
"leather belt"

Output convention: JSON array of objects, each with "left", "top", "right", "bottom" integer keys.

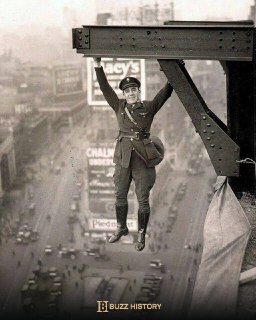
[{"left": 119, "top": 131, "right": 150, "bottom": 140}]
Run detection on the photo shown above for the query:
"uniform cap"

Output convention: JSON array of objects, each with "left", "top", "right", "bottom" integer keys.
[{"left": 119, "top": 77, "right": 141, "bottom": 91}]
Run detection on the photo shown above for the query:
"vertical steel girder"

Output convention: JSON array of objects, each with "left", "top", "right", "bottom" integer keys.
[
  {"left": 158, "top": 59, "right": 240, "bottom": 177},
  {"left": 226, "top": 59, "right": 256, "bottom": 195}
]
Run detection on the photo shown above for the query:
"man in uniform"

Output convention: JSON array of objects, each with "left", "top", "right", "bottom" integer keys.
[{"left": 93, "top": 57, "right": 173, "bottom": 251}]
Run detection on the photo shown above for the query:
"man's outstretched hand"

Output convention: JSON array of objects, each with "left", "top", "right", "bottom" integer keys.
[
  {"left": 93, "top": 57, "right": 101, "bottom": 63},
  {"left": 177, "top": 59, "right": 185, "bottom": 66},
  {"left": 93, "top": 57, "right": 101, "bottom": 67}
]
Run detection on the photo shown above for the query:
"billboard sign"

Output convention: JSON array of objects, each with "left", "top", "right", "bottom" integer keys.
[
  {"left": 86, "top": 143, "right": 134, "bottom": 214},
  {"left": 53, "top": 65, "right": 84, "bottom": 96},
  {"left": 87, "top": 58, "right": 145, "bottom": 106},
  {"left": 86, "top": 143, "right": 116, "bottom": 214},
  {"left": 88, "top": 218, "right": 137, "bottom": 232}
]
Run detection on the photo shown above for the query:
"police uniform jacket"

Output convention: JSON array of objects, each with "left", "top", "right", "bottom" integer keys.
[{"left": 95, "top": 66, "right": 173, "bottom": 168}]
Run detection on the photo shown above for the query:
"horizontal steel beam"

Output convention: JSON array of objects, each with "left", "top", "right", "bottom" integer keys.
[{"left": 72, "top": 23, "right": 254, "bottom": 61}]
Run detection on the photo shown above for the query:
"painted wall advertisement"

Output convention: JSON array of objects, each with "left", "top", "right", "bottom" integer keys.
[{"left": 52, "top": 65, "right": 84, "bottom": 96}]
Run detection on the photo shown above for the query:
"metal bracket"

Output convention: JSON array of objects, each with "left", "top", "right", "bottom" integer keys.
[
  {"left": 72, "top": 27, "right": 90, "bottom": 49},
  {"left": 158, "top": 59, "right": 240, "bottom": 177},
  {"left": 200, "top": 113, "right": 239, "bottom": 176}
]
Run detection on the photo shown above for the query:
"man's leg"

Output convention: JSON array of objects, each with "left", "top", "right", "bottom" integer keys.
[
  {"left": 131, "top": 152, "right": 156, "bottom": 251},
  {"left": 109, "top": 164, "right": 132, "bottom": 243}
]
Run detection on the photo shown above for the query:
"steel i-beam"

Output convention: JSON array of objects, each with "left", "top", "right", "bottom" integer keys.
[{"left": 72, "top": 22, "right": 254, "bottom": 61}]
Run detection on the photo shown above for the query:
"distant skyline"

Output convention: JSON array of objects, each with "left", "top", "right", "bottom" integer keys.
[
  {"left": 0, "top": 0, "right": 254, "bottom": 32},
  {"left": 96, "top": 0, "right": 254, "bottom": 21}
]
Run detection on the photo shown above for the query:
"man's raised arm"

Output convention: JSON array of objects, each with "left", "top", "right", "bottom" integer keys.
[{"left": 93, "top": 57, "right": 119, "bottom": 112}]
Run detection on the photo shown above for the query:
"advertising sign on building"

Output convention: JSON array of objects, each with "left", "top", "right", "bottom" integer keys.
[
  {"left": 14, "top": 103, "right": 32, "bottom": 114},
  {"left": 86, "top": 143, "right": 116, "bottom": 214},
  {"left": 52, "top": 65, "right": 84, "bottom": 97},
  {"left": 87, "top": 58, "right": 145, "bottom": 106},
  {"left": 86, "top": 142, "right": 135, "bottom": 215},
  {"left": 88, "top": 218, "right": 137, "bottom": 232}
]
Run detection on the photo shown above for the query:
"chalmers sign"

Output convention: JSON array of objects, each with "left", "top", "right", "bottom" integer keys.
[
  {"left": 87, "top": 58, "right": 145, "bottom": 106},
  {"left": 86, "top": 143, "right": 135, "bottom": 215}
]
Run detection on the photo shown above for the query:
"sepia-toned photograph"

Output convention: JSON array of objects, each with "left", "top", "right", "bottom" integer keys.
[{"left": 0, "top": 1, "right": 256, "bottom": 319}]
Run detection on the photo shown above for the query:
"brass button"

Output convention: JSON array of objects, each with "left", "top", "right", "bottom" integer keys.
[
  {"left": 130, "top": 138, "right": 133, "bottom": 141},
  {"left": 131, "top": 128, "right": 133, "bottom": 131},
  {"left": 131, "top": 111, "right": 134, "bottom": 114}
]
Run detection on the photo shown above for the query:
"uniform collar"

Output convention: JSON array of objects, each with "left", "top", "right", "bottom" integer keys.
[{"left": 125, "top": 100, "right": 143, "bottom": 110}]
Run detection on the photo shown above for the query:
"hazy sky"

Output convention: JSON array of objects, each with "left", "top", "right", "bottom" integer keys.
[{"left": 0, "top": 0, "right": 254, "bottom": 31}]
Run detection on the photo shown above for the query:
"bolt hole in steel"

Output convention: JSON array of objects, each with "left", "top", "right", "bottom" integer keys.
[
  {"left": 219, "top": 45, "right": 223, "bottom": 49},
  {"left": 232, "top": 31, "right": 236, "bottom": 35},
  {"left": 219, "top": 31, "right": 223, "bottom": 35},
  {"left": 219, "top": 147, "right": 222, "bottom": 150},
  {"left": 218, "top": 158, "right": 222, "bottom": 161},
  {"left": 232, "top": 39, "right": 236, "bottom": 42},
  {"left": 147, "top": 31, "right": 151, "bottom": 35},
  {"left": 219, "top": 38, "right": 223, "bottom": 41}
]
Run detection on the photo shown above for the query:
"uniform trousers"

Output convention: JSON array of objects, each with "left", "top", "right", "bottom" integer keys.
[{"left": 113, "top": 150, "right": 156, "bottom": 212}]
